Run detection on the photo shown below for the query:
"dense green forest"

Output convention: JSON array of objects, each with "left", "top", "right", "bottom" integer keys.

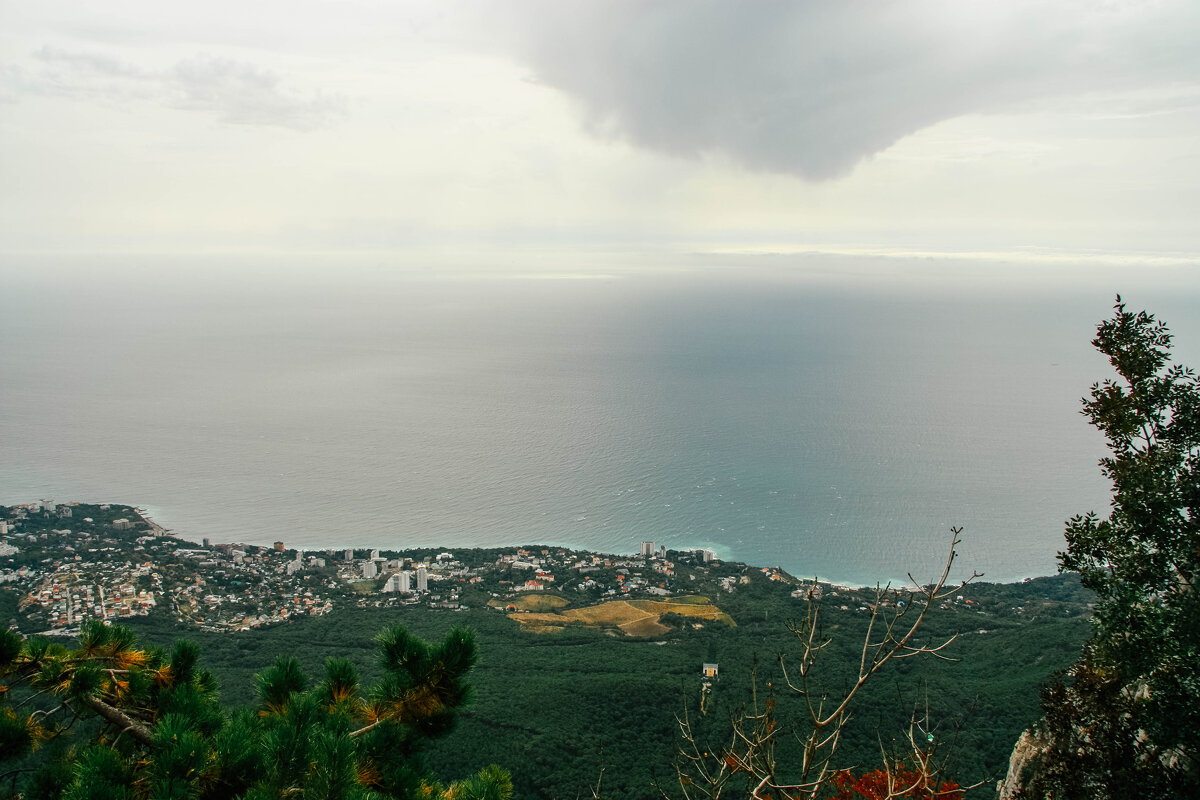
[{"left": 110, "top": 572, "right": 1091, "bottom": 798}]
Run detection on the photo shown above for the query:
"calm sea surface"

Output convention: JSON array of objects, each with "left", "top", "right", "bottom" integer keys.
[{"left": 3, "top": 256, "right": 1197, "bottom": 585}]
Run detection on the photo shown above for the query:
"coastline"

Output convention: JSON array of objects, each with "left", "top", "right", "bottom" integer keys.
[
  {"left": 133, "top": 506, "right": 171, "bottom": 538},
  {"left": 110, "top": 505, "right": 1021, "bottom": 592},
  {"left": 6, "top": 499, "right": 1054, "bottom": 590}
]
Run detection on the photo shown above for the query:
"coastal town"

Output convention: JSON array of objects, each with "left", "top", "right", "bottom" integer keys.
[
  {"left": 0, "top": 500, "right": 814, "bottom": 636},
  {"left": 1, "top": 501, "right": 1089, "bottom": 638}
]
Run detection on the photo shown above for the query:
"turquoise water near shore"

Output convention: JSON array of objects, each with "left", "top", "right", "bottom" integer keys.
[{"left": 3, "top": 255, "right": 1197, "bottom": 585}]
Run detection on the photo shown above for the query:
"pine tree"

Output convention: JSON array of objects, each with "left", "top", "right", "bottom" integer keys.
[{"left": 0, "top": 621, "right": 512, "bottom": 799}]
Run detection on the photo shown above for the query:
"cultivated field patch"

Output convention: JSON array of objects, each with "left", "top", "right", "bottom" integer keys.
[
  {"left": 492, "top": 594, "right": 569, "bottom": 612},
  {"left": 508, "top": 596, "right": 734, "bottom": 636},
  {"left": 628, "top": 599, "right": 735, "bottom": 626},
  {"left": 561, "top": 601, "right": 646, "bottom": 626},
  {"left": 620, "top": 617, "right": 670, "bottom": 637}
]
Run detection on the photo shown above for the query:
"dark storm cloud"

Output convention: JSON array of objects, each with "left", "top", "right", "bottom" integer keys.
[{"left": 502, "top": 0, "right": 1200, "bottom": 180}]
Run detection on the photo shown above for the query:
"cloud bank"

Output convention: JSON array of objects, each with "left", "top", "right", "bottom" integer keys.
[
  {"left": 503, "top": 0, "right": 1200, "bottom": 180},
  {"left": 8, "top": 45, "right": 346, "bottom": 131}
]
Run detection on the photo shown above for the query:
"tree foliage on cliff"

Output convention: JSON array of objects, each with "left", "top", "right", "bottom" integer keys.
[
  {"left": 1017, "top": 299, "right": 1199, "bottom": 798},
  {"left": 0, "top": 620, "right": 511, "bottom": 800}
]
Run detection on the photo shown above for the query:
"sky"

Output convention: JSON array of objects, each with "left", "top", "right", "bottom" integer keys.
[{"left": 2, "top": 0, "right": 1200, "bottom": 272}]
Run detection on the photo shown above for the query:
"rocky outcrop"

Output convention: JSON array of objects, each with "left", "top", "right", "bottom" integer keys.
[{"left": 996, "top": 728, "right": 1050, "bottom": 800}]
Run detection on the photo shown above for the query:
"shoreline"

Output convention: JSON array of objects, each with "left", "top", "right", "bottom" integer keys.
[
  {"left": 133, "top": 506, "right": 171, "bottom": 537},
  {"left": 8, "top": 500, "right": 1060, "bottom": 590},
  {"left": 130, "top": 510, "right": 1057, "bottom": 593}
]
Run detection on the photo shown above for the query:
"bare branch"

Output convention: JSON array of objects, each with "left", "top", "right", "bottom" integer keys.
[{"left": 669, "top": 527, "right": 977, "bottom": 800}]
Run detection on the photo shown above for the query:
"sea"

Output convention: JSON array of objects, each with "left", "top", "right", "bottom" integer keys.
[{"left": 3, "top": 253, "right": 1198, "bottom": 586}]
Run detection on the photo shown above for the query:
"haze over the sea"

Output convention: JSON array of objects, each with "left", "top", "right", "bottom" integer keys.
[{"left": 3, "top": 3, "right": 1200, "bottom": 584}]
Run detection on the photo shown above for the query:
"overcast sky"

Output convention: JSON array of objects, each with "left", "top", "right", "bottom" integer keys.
[{"left": 2, "top": 0, "right": 1199, "bottom": 272}]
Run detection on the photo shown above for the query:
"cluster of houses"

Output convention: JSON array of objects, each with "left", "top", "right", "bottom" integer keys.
[
  {"left": 334, "top": 547, "right": 436, "bottom": 593},
  {"left": 1, "top": 503, "right": 346, "bottom": 633},
  {"left": 494, "top": 544, "right": 686, "bottom": 596},
  {"left": 7, "top": 502, "right": 860, "bottom": 637},
  {"left": 23, "top": 568, "right": 160, "bottom": 629}
]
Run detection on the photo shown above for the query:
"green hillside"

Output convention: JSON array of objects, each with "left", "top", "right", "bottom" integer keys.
[{"left": 114, "top": 571, "right": 1090, "bottom": 798}]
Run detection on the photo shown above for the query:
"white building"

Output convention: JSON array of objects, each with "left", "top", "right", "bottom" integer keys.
[
  {"left": 361, "top": 561, "right": 378, "bottom": 580},
  {"left": 640, "top": 541, "right": 654, "bottom": 557},
  {"left": 416, "top": 565, "right": 428, "bottom": 592},
  {"left": 382, "top": 571, "right": 413, "bottom": 593}
]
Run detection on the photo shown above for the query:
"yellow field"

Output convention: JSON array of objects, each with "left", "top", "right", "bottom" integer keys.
[
  {"left": 508, "top": 596, "right": 734, "bottom": 636},
  {"left": 560, "top": 601, "right": 646, "bottom": 626},
  {"left": 512, "top": 612, "right": 569, "bottom": 623},
  {"left": 620, "top": 617, "right": 670, "bottom": 637},
  {"left": 506, "top": 594, "right": 569, "bottom": 612},
  {"left": 627, "top": 600, "right": 735, "bottom": 625}
]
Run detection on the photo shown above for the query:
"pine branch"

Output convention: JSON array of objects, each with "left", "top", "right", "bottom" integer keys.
[{"left": 79, "top": 695, "right": 154, "bottom": 746}]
